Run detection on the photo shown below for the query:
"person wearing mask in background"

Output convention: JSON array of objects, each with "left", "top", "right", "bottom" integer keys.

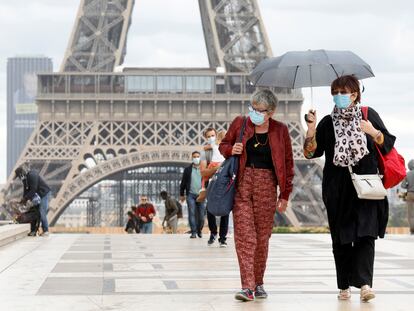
[
  {"left": 402, "top": 159, "right": 414, "bottom": 234},
  {"left": 160, "top": 191, "right": 178, "bottom": 234},
  {"left": 15, "top": 165, "right": 51, "bottom": 237},
  {"left": 197, "top": 129, "right": 227, "bottom": 202},
  {"left": 180, "top": 151, "right": 206, "bottom": 238},
  {"left": 219, "top": 89, "right": 293, "bottom": 301},
  {"left": 199, "top": 128, "right": 229, "bottom": 247},
  {"left": 136, "top": 196, "right": 156, "bottom": 234},
  {"left": 303, "top": 75, "right": 396, "bottom": 302}
]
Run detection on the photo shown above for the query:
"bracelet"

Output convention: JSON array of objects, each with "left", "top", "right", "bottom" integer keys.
[{"left": 374, "top": 130, "right": 384, "bottom": 145}]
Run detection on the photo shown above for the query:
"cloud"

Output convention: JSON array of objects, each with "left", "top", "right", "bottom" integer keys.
[
  {"left": 261, "top": 5, "right": 414, "bottom": 73},
  {"left": 259, "top": 0, "right": 413, "bottom": 18}
]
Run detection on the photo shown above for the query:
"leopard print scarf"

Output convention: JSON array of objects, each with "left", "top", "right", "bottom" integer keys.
[{"left": 331, "top": 104, "right": 369, "bottom": 167}]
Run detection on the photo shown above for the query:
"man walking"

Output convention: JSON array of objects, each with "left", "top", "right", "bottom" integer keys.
[
  {"left": 199, "top": 127, "right": 228, "bottom": 247},
  {"left": 402, "top": 159, "right": 414, "bottom": 234},
  {"left": 180, "top": 151, "right": 206, "bottom": 238},
  {"left": 160, "top": 191, "right": 178, "bottom": 234},
  {"left": 136, "top": 196, "right": 156, "bottom": 234},
  {"left": 15, "top": 165, "right": 51, "bottom": 236}
]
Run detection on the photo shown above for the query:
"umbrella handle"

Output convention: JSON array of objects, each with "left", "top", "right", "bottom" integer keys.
[
  {"left": 304, "top": 114, "right": 312, "bottom": 123},
  {"left": 304, "top": 110, "right": 316, "bottom": 124},
  {"left": 310, "top": 86, "right": 314, "bottom": 110}
]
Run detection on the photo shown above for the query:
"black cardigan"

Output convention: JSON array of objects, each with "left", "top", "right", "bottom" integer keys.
[
  {"left": 310, "top": 107, "right": 395, "bottom": 245},
  {"left": 180, "top": 164, "right": 194, "bottom": 196}
]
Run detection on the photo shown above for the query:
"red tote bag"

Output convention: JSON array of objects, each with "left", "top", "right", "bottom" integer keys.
[{"left": 362, "top": 106, "right": 406, "bottom": 189}]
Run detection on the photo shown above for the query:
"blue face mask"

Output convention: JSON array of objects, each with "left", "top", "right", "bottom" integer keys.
[
  {"left": 192, "top": 158, "right": 200, "bottom": 165},
  {"left": 333, "top": 94, "right": 352, "bottom": 109},
  {"left": 248, "top": 110, "right": 265, "bottom": 125},
  {"left": 208, "top": 136, "right": 216, "bottom": 144}
]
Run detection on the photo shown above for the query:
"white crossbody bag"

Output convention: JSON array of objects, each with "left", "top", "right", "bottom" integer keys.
[{"left": 348, "top": 166, "right": 387, "bottom": 200}]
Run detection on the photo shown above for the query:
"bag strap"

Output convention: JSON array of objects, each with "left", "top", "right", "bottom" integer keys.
[
  {"left": 236, "top": 117, "right": 248, "bottom": 143},
  {"left": 361, "top": 106, "right": 368, "bottom": 121},
  {"left": 361, "top": 105, "right": 384, "bottom": 159}
]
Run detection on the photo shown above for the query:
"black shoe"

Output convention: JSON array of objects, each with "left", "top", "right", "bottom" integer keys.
[
  {"left": 190, "top": 234, "right": 197, "bottom": 239},
  {"left": 207, "top": 234, "right": 217, "bottom": 245},
  {"left": 255, "top": 284, "right": 268, "bottom": 299},
  {"left": 219, "top": 240, "right": 227, "bottom": 248},
  {"left": 197, "top": 232, "right": 202, "bottom": 238},
  {"left": 28, "top": 231, "right": 37, "bottom": 237}
]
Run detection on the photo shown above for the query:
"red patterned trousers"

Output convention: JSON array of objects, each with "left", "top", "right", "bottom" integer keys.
[{"left": 233, "top": 167, "right": 278, "bottom": 290}]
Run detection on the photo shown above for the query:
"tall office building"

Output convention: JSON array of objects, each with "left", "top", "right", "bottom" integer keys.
[{"left": 7, "top": 56, "right": 53, "bottom": 176}]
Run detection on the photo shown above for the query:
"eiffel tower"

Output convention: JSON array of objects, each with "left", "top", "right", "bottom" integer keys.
[{"left": 1, "top": 0, "right": 327, "bottom": 227}]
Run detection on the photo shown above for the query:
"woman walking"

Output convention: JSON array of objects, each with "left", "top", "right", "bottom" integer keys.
[
  {"left": 303, "top": 75, "right": 395, "bottom": 302},
  {"left": 219, "top": 89, "right": 294, "bottom": 301}
]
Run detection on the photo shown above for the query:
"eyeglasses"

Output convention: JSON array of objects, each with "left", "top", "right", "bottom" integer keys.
[{"left": 248, "top": 105, "right": 270, "bottom": 115}]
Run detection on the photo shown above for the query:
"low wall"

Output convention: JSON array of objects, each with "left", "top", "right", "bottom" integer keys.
[{"left": 0, "top": 224, "right": 30, "bottom": 247}]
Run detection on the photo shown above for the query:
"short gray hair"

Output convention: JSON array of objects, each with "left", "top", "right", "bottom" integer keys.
[{"left": 251, "top": 89, "right": 278, "bottom": 111}]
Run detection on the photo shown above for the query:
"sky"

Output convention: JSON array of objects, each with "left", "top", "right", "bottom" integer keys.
[{"left": 0, "top": 0, "right": 413, "bottom": 183}]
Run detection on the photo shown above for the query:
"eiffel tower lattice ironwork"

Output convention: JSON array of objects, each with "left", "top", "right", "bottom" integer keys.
[{"left": 1, "top": 0, "right": 327, "bottom": 227}]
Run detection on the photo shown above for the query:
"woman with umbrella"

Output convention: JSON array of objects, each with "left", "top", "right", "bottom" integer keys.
[{"left": 303, "top": 75, "right": 395, "bottom": 302}]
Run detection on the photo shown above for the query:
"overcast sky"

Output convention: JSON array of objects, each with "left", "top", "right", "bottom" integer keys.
[{"left": 0, "top": 0, "right": 413, "bottom": 183}]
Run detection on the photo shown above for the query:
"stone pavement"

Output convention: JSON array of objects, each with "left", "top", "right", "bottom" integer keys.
[{"left": 0, "top": 233, "right": 413, "bottom": 311}]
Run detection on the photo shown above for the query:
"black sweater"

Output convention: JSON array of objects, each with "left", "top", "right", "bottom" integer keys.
[{"left": 22, "top": 170, "right": 51, "bottom": 202}]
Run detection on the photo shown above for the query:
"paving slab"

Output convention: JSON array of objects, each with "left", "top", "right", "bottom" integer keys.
[{"left": 0, "top": 233, "right": 413, "bottom": 310}]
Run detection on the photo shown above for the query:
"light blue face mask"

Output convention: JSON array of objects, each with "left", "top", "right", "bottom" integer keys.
[
  {"left": 208, "top": 136, "right": 216, "bottom": 144},
  {"left": 192, "top": 157, "right": 200, "bottom": 165},
  {"left": 248, "top": 110, "right": 265, "bottom": 125},
  {"left": 333, "top": 94, "right": 352, "bottom": 109}
]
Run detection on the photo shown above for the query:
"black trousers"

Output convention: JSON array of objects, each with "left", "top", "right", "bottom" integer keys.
[
  {"left": 207, "top": 209, "right": 229, "bottom": 242},
  {"left": 332, "top": 237, "right": 375, "bottom": 289}
]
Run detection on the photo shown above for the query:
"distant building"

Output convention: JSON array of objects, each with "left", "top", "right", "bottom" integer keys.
[
  {"left": 7, "top": 56, "right": 53, "bottom": 176},
  {"left": 56, "top": 199, "right": 88, "bottom": 227}
]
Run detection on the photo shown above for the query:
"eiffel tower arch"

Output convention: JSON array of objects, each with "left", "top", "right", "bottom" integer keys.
[{"left": 1, "top": 0, "right": 327, "bottom": 227}]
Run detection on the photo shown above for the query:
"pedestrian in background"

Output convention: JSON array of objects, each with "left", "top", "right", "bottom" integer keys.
[
  {"left": 15, "top": 165, "right": 51, "bottom": 237},
  {"left": 160, "top": 191, "right": 178, "bottom": 234},
  {"left": 136, "top": 196, "right": 156, "bottom": 234},
  {"left": 180, "top": 151, "right": 206, "bottom": 238},
  {"left": 402, "top": 159, "right": 414, "bottom": 234},
  {"left": 200, "top": 127, "right": 229, "bottom": 247},
  {"left": 125, "top": 211, "right": 137, "bottom": 234}
]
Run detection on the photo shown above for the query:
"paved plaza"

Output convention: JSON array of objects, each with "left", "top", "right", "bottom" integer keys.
[{"left": 0, "top": 233, "right": 413, "bottom": 310}]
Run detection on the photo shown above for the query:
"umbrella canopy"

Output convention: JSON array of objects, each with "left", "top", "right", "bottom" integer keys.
[{"left": 249, "top": 49, "right": 374, "bottom": 88}]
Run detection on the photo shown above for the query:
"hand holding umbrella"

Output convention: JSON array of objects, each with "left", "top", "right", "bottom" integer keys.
[{"left": 305, "top": 109, "right": 316, "bottom": 125}]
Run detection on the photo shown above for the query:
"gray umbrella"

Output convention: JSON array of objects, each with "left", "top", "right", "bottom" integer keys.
[{"left": 249, "top": 49, "right": 375, "bottom": 89}]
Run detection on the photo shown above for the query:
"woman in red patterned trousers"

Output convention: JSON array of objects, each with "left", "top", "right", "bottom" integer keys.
[{"left": 219, "top": 89, "right": 294, "bottom": 302}]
